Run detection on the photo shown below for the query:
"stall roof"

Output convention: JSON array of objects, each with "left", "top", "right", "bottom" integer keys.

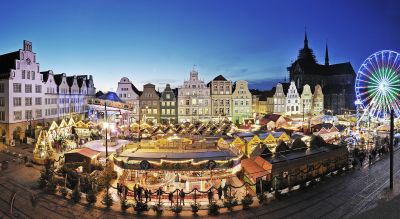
[
  {"left": 241, "top": 158, "right": 269, "bottom": 179},
  {"left": 66, "top": 148, "right": 100, "bottom": 159}
]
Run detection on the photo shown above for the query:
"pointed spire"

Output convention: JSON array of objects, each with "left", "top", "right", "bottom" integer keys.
[
  {"left": 304, "top": 27, "right": 308, "bottom": 49},
  {"left": 325, "top": 42, "right": 329, "bottom": 66}
]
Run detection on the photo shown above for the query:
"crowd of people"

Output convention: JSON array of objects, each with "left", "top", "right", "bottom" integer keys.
[{"left": 116, "top": 182, "right": 232, "bottom": 206}]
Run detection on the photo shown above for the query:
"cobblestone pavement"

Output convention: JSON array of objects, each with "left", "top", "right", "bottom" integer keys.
[{"left": 1, "top": 147, "right": 400, "bottom": 219}]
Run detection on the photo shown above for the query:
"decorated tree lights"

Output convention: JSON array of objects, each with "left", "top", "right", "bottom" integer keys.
[
  {"left": 355, "top": 50, "right": 400, "bottom": 122},
  {"left": 33, "top": 130, "right": 55, "bottom": 164}
]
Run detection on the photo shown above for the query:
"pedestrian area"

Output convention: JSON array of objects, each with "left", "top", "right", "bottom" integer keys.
[{"left": 1, "top": 148, "right": 400, "bottom": 218}]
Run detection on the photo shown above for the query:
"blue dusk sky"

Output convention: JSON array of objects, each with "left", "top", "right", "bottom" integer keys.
[{"left": 0, "top": 0, "right": 399, "bottom": 92}]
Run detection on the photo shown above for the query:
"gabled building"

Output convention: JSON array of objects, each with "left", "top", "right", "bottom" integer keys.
[
  {"left": 160, "top": 84, "right": 177, "bottom": 124},
  {"left": 177, "top": 69, "right": 211, "bottom": 122},
  {"left": 312, "top": 84, "right": 324, "bottom": 115},
  {"left": 139, "top": 83, "right": 160, "bottom": 123},
  {"left": 232, "top": 80, "right": 252, "bottom": 124},
  {"left": 116, "top": 77, "right": 141, "bottom": 122},
  {"left": 209, "top": 75, "right": 232, "bottom": 121},
  {"left": 0, "top": 41, "right": 95, "bottom": 143},
  {"left": 270, "top": 83, "right": 286, "bottom": 114},
  {"left": 300, "top": 84, "right": 312, "bottom": 115},
  {"left": 285, "top": 81, "right": 300, "bottom": 116}
]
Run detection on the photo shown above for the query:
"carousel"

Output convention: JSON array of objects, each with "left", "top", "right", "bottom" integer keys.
[{"left": 112, "top": 134, "right": 242, "bottom": 196}]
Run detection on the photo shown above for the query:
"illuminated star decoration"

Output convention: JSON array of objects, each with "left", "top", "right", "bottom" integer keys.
[{"left": 355, "top": 50, "right": 400, "bottom": 118}]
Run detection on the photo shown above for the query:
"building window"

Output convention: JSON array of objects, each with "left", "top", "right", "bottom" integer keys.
[
  {"left": 13, "top": 111, "right": 22, "bottom": 120},
  {"left": 25, "top": 97, "right": 32, "bottom": 106},
  {"left": 166, "top": 94, "right": 170, "bottom": 99},
  {"left": 0, "top": 97, "right": 4, "bottom": 106},
  {"left": 35, "top": 97, "right": 42, "bottom": 105},
  {"left": 25, "top": 110, "right": 32, "bottom": 119},
  {"left": 13, "top": 97, "right": 21, "bottom": 106},
  {"left": 25, "top": 84, "right": 32, "bottom": 93},
  {"left": 27, "top": 71, "right": 30, "bottom": 79},
  {"left": 36, "top": 109, "right": 42, "bottom": 118},
  {"left": 32, "top": 71, "right": 35, "bottom": 80},
  {"left": 35, "top": 85, "right": 42, "bottom": 93},
  {"left": 0, "top": 83, "right": 4, "bottom": 93},
  {"left": 13, "top": 83, "right": 22, "bottom": 93},
  {"left": 0, "top": 111, "right": 5, "bottom": 121},
  {"left": 22, "top": 70, "right": 25, "bottom": 79}
]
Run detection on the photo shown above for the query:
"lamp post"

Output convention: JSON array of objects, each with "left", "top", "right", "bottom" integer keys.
[
  {"left": 390, "top": 109, "right": 394, "bottom": 189},
  {"left": 104, "top": 101, "right": 108, "bottom": 161}
]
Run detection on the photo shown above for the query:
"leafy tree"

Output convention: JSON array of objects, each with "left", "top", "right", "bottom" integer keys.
[
  {"left": 208, "top": 202, "right": 220, "bottom": 216},
  {"left": 37, "top": 159, "right": 55, "bottom": 190},
  {"left": 224, "top": 195, "right": 238, "bottom": 211},
  {"left": 171, "top": 205, "right": 182, "bottom": 214},
  {"left": 102, "top": 191, "right": 113, "bottom": 209},
  {"left": 86, "top": 189, "right": 97, "bottom": 206},
  {"left": 241, "top": 194, "right": 253, "bottom": 210},
  {"left": 59, "top": 187, "right": 68, "bottom": 198},
  {"left": 71, "top": 185, "right": 81, "bottom": 203},
  {"left": 120, "top": 197, "right": 129, "bottom": 213},
  {"left": 134, "top": 201, "right": 149, "bottom": 214},
  {"left": 151, "top": 203, "right": 163, "bottom": 216}
]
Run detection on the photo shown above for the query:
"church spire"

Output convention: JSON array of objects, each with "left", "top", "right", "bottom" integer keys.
[
  {"left": 304, "top": 30, "right": 308, "bottom": 49},
  {"left": 325, "top": 42, "right": 329, "bottom": 66}
]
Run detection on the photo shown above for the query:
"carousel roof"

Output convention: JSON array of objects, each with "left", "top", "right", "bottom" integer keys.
[
  {"left": 119, "top": 148, "right": 237, "bottom": 162},
  {"left": 98, "top": 91, "right": 124, "bottom": 103}
]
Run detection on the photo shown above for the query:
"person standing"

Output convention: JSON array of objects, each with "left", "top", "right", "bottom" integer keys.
[
  {"left": 208, "top": 189, "right": 213, "bottom": 204},
  {"left": 179, "top": 189, "right": 185, "bottom": 206},
  {"left": 168, "top": 192, "right": 174, "bottom": 207}
]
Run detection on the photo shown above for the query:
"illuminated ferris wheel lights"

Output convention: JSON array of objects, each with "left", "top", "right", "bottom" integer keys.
[{"left": 355, "top": 50, "right": 400, "bottom": 119}]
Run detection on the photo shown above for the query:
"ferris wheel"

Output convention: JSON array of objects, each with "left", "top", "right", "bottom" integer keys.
[{"left": 355, "top": 50, "right": 400, "bottom": 119}]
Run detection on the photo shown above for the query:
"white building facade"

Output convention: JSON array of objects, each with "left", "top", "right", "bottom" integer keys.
[
  {"left": 285, "top": 81, "right": 301, "bottom": 116},
  {"left": 116, "top": 77, "right": 140, "bottom": 122},
  {"left": 178, "top": 69, "right": 211, "bottom": 122},
  {"left": 271, "top": 83, "right": 286, "bottom": 114},
  {"left": 300, "top": 84, "right": 313, "bottom": 115},
  {"left": 0, "top": 41, "right": 95, "bottom": 143}
]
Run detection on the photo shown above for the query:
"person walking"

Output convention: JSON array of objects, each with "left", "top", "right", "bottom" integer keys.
[
  {"left": 133, "top": 184, "right": 138, "bottom": 201},
  {"left": 369, "top": 154, "right": 372, "bottom": 165},
  {"left": 179, "top": 189, "right": 185, "bottom": 206},
  {"left": 147, "top": 189, "right": 152, "bottom": 201},
  {"left": 168, "top": 192, "right": 174, "bottom": 207},
  {"left": 217, "top": 186, "right": 223, "bottom": 200},
  {"left": 223, "top": 185, "right": 228, "bottom": 199},
  {"left": 208, "top": 189, "right": 213, "bottom": 204},
  {"left": 124, "top": 185, "right": 128, "bottom": 199},
  {"left": 137, "top": 186, "right": 143, "bottom": 202},
  {"left": 144, "top": 188, "right": 149, "bottom": 203}
]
